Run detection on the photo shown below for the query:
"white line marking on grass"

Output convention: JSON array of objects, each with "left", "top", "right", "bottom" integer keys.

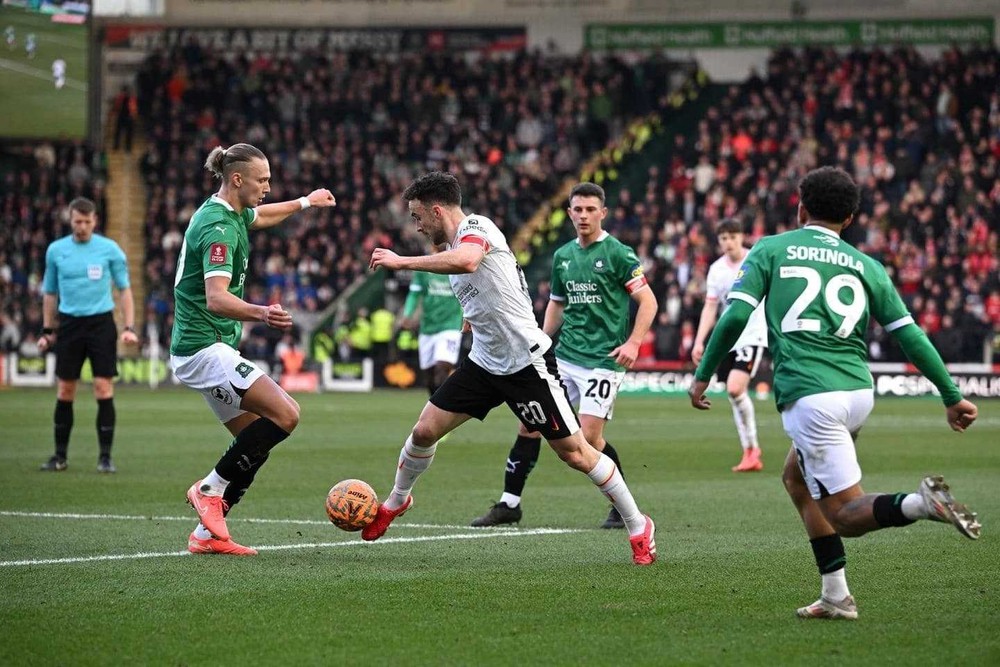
[
  {"left": 0, "top": 528, "right": 583, "bottom": 568},
  {"left": 0, "top": 57, "right": 87, "bottom": 90},
  {"left": 0, "top": 510, "right": 484, "bottom": 531}
]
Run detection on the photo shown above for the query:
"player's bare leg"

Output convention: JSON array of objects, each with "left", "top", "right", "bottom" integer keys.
[
  {"left": 363, "top": 402, "right": 471, "bottom": 541},
  {"left": 548, "top": 431, "right": 655, "bottom": 565},
  {"left": 727, "top": 369, "right": 761, "bottom": 472}
]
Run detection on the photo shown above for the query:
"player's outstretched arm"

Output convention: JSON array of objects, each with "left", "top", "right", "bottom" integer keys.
[
  {"left": 689, "top": 299, "right": 754, "bottom": 410},
  {"left": 371, "top": 243, "right": 484, "bottom": 275},
  {"left": 889, "top": 323, "right": 973, "bottom": 429},
  {"left": 253, "top": 189, "right": 336, "bottom": 230}
]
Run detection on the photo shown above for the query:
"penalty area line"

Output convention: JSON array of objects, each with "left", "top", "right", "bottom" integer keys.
[
  {"left": 0, "top": 510, "right": 476, "bottom": 531},
  {"left": 0, "top": 528, "right": 584, "bottom": 568}
]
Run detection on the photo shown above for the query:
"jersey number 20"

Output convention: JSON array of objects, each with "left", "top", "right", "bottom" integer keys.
[{"left": 779, "top": 266, "right": 866, "bottom": 338}]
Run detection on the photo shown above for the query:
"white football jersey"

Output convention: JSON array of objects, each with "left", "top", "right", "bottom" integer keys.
[
  {"left": 449, "top": 214, "right": 550, "bottom": 374},
  {"left": 706, "top": 251, "right": 768, "bottom": 350}
]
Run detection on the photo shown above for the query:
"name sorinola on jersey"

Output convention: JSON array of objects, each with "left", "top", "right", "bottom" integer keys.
[{"left": 785, "top": 246, "right": 865, "bottom": 273}]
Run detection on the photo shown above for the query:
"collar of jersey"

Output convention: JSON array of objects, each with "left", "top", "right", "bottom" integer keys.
[
  {"left": 803, "top": 224, "right": 839, "bottom": 238},
  {"left": 211, "top": 193, "right": 235, "bottom": 211},
  {"left": 576, "top": 231, "right": 610, "bottom": 246}
]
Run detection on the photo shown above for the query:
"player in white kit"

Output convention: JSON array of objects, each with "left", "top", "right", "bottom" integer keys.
[
  {"left": 692, "top": 219, "right": 768, "bottom": 472},
  {"left": 368, "top": 172, "right": 656, "bottom": 565},
  {"left": 52, "top": 58, "right": 66, "bottom": 90}
]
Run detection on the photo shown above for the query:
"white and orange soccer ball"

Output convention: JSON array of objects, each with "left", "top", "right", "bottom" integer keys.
[{"left": 325, "top": 479, "right": 379, "bottom": 531}]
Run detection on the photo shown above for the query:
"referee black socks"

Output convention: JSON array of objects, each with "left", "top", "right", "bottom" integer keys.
[
  {"left": 53, "top": 400, "right": 73, "bottom": 459},
  {"left": 97, "top": 398, "right": 115, "bottom": 457}
]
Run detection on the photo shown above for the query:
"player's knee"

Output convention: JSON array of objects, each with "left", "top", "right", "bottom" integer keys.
[
  {"left": 410, "top": 421, "right": 438, "bottom": 448},
  {"left": 56, "top": 381, "right": 77, "bottom": 401},
  {"left": 727, "top": 388, "right": 745, "bottom": 401},
  {"left": 273, "top": 400, "right": 300, "bottom": 433}
]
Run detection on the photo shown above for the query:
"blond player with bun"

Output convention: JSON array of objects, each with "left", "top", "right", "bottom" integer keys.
[{"left": 171, "top": 142, "right": 336, "bottom": 555}]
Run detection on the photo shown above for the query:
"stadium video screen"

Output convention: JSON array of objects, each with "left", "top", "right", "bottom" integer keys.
[{"left": 0, "top": 0, "right": 89, "bottom": 139}]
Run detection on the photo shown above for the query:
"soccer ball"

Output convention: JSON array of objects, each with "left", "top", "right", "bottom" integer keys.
[{"left": 326, "top": 479, "right": 379, "bottom": 531}]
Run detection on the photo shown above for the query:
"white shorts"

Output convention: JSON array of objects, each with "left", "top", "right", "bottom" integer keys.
[
  {"left": 781, "top": 389, "right": 875, "bottom": 500},
  {"left": 170, "top": 343, "right": 266, "bottom": 423},
  {"left": 418, "top": 330, "right": 462, "bottom": 370},
  {"left": 556, "top": 359, "right": 626, "bottom": 420}
]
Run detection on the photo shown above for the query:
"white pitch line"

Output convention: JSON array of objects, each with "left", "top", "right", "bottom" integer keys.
[
  {"left": 0, "top": 510, "right": 486, "bottom": 532},
  {"left": 0, "top": 528, "right": 583, "bottom": 568},
  {"left": 0, "top": 57, "right": 87, "bottom": 91}
]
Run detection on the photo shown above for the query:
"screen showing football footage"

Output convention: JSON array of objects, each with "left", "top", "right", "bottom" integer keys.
[{"left": 0, "top": 0, "right": 89, "bottom": 139}]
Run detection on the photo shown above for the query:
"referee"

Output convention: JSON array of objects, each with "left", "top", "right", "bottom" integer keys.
[{"left": 37, "top": 198, "right": 138, "bottom": 473}]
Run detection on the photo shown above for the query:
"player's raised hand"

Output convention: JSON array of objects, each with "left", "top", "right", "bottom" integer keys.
[
  {"left": 688, "top": 379, "right": 712, "bottom": 410},
  {"left": 306, "top": 189, "right": 336, "bottom": 208},
  {"left": 370, "top": 248, "right": 403, "bottom": 271},
  {"left": 265, "top": 303, "right": 293, "bottom": 331},
  {"left": 608, "top": 340, "right": 640, "bottom": 369},
  {"left": 946, "top": 399, "right": 978, "bottom": 432}
]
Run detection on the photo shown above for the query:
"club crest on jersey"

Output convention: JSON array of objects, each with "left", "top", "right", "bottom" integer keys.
[
  {"left": 733, "top": 268, "right": 746, "bottom": 286},
  {"left": 813, "top": 234, "right": 839, "bottom": 247},
  {"left": 593, "top": 258, "right": 607, "bottom": 273}
]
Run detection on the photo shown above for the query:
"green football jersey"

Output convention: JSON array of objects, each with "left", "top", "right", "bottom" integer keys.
[
  {"left": 170, "top": 196, "right": 255, "bottom": 356},
  {"left": 549, "top": 232, "right": 646, "bottom": 371},
  {"left": 730, "top": 225, "right": 912, "bottom": 408},
  {"left": 404, "top": 271, "right": 464, "bottom": 335}
]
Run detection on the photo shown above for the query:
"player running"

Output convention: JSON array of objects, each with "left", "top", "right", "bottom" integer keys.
[
  {"left": 692, "top": 218, "right": 767, "bottom": 472},
  {"left": 470, "top": 182, "right": 657, "bottom": 529},
  {"left": 369, "top": 171, "right": 657, "bottom": 565},
  {"left": 171, "top": 143, "right": 335, "bottom": 555},
  {"left": 689, "top": 166, "right": 980, "bottom": 619}
]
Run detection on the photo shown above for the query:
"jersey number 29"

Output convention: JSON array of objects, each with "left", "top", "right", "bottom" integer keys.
[{"left": 779, "top": 266, "right": 866, "bottom": 338}]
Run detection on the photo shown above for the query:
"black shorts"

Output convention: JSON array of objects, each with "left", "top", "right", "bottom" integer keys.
[
  {"left": 430, "top": 349, "right": 580, "bottom": 441},
  {"left": 715, "top": 345, "right": 765, "bottom": 383},
  {"left": 56, "top": 312, "right": 118, "bottom": 380}
]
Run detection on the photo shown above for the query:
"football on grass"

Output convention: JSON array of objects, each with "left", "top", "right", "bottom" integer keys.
[{"left": 326, "top": 479, "right": 379, "bottom": 531}]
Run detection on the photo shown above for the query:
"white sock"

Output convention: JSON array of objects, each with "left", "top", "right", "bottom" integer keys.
[
  {"left": 901, "top": 492, "right": 929, "bottom": 520},
  {"left": 586, "top": 453, "right": 644, "bottom": 536},
  {"left": 729, "top": 392, "right": 757, "bottom": 450},
  {"left": 200, "top": 469, "right": 229, "bottom": 496},
  {"left": 386, "top": 435, "right": 436, "bottom": 510},
  {"left": 821, "top": 568, "right": 851, "bottom": 601},
  {"left": 499, "top": 492, "right": 521, "bottom": 508},
  {"left": 193, "top": 523, "right": 212, "bottom": 540}
]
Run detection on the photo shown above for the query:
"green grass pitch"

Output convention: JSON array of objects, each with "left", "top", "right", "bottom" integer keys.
[
  {"left": 1, "top": 388, "right": 998, "bottom": 665},
  {"left": 0, "top": 5, "right": 88, "bottom": 139}
]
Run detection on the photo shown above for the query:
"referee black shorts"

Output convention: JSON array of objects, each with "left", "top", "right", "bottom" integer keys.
[
  {"left": 430, "top": 348, "right": 580, "bottom": 441},
  {"left": 56, "top": 312, "right": 118, "bottom": 380}
]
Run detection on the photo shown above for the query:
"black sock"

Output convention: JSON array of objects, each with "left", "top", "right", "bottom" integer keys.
[
  {"left": 810, "top": 533, "right": 847, "bottom": 574},
  {"left": 54, "top": 400, "right": 73, "bottom": 459},
  {"left": 214, "top": 417, "right": 289, "bottom": 481},
  {"left": 97, "top": 398, "right": 115, "bottom": 458},
  {"left": 601, "top": 440, "right": 625, "bottom": 480},
  {"left": 503, "top": 435, "right": 541, "bottom": 497},
  {"left": 872, "top": 493, "right": 916, "bottom": 527},
  {"left": 223, "top": 453, "right": 269, "bottom": 515}
]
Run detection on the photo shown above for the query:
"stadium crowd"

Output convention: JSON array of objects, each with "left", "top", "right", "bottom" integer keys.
[
  {"left": 2, "top": 46, "right": 997, "bottom": 367},
  {"left": 133, "top": 43, "right": 679, "bottom": 356},
  {"left": 605, "top": 46, "right": 1000, "bottom": 363}
]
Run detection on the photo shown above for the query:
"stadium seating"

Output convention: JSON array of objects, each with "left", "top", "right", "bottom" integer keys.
[{"left": 626, "top": 46, "right": 998, "bottom": 362}]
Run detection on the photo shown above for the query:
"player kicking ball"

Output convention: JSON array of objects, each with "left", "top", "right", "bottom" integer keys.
[
  {"left": 689, "top": 166, "right": 980, "bottom": 619},
  {"left": 369, "top": 172, "right": 656, "bottom": 565}
]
